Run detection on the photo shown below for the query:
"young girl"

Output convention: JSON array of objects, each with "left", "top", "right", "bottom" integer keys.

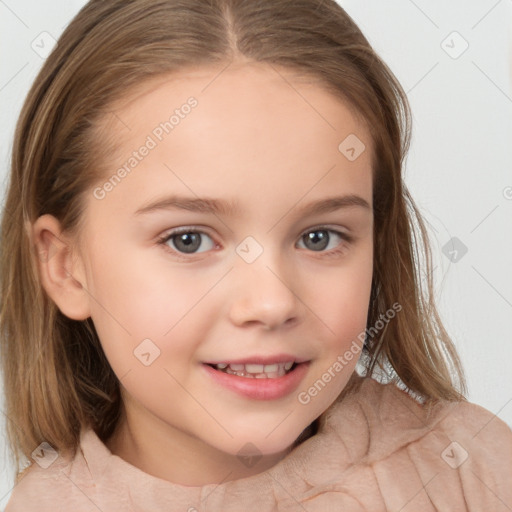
[{"left": 2, "top": 0, "right": 511, "bottom": 510}]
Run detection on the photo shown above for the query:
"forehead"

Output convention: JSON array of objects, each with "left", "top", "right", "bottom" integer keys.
[
  {"left": 89, "top": 62, "right": 373, "bottom": 221},
  {"left": 101, "top": 61, "right": 372, "bottom": 157}
]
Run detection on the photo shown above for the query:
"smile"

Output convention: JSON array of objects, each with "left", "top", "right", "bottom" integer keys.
[
  {"left": 208, "top": 362, "right": 296, "bottom": 378},
  {"left": 202, "top": 361, "right": 310, "bottom": 400}
]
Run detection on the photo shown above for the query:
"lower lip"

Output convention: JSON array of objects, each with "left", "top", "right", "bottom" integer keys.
[{"left": 202, "top": 362, "right": 310, "bottom": 401}]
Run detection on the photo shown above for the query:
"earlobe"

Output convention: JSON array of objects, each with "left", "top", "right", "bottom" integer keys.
[{"left": 30, "top": 214, "right": 91, "bottom": 321}]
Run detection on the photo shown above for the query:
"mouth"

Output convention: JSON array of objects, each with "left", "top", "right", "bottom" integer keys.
[
  {"left": 201, "top": 359, "right": 311, "bottom": 400},
  {"left": 204, "top": 361, "right": 298, "bottom": 379}
]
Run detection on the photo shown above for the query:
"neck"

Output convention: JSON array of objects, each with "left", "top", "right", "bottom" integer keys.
[{"left": 104, "top": 399, "right": 315, "bottom": 486}]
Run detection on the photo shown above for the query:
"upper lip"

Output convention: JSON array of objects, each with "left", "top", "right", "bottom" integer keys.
[{"left": 203, "top": 354, "right": 310, "bottom": 365}]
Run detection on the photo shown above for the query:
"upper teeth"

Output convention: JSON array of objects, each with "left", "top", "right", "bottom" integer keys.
[{"left": 213, "top": 361, "right": 294, "bottom": 378}]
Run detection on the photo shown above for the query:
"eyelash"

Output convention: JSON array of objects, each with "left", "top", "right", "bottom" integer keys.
[{"left": 156, "top": 226, "right": 354, "bottom": 261}]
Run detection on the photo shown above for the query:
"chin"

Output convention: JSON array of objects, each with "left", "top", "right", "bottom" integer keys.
[{"left": 211, "top": 423, "right": 309, "bottom": 460}]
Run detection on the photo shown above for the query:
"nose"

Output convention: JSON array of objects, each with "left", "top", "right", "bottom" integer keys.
[{"left": 228, "top": 248, "right": 301, "bottom": 330}]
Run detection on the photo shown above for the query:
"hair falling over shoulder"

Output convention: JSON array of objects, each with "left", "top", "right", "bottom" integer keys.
[{"left": 0, "top": 0, "right": 466, "bottom": 483}]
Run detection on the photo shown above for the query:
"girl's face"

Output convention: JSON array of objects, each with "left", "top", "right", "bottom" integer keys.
[{"left": 54, "top": 62, "right": 374, "bottom": 482}]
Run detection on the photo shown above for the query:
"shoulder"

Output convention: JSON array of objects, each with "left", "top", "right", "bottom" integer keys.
[
  {"left": 412, "top": 398, "right": 512, "bottom": 511},
  {"left": 344, "top": 375, "right": 512, "bottom": 448},
  {"left": 5, "top": 435, "right": 99, "bottom": 512},
  {"left": 432, "top": 395, "right": 512, "bottom": 451},
  {"left": 342, "top": 376, "right": 512, "bottom": 510},
  {"left": 428, "top": 398, "right": 512, "bottom": 490}
]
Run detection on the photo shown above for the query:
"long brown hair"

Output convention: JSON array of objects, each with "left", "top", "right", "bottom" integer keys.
[{"left": 0, "top": 0, "right": 466, "bottom": 482}]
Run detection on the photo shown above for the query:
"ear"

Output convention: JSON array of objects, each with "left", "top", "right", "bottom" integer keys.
[{"left": 30, "top": 214, "right": 91, "bottom": 320}]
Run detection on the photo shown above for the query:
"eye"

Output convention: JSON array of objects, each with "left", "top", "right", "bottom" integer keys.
[
  {"left": 157, "top": 228, "right": 216, "bottom": 256},
  {"left": 297, "top": 227, "right": 353, "bottom": 254},
  {"left": 157, "top": 225, "right": 353, "bottom": 260}
]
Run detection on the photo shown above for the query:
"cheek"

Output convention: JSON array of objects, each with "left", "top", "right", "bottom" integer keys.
[
  {"left": 308, "top": 253, "right": 373, "bottom": 349},
  {"left": 83, "top": 243, "right": 211, "bottom": 375},
  {"left": 297, "top": 258, "right": 372, "bottom": 418},
  {"left": 85, "top": 239, "right": 214, "bottom": 334}
]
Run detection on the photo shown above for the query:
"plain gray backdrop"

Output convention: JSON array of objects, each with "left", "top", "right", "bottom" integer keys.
[{"left": 1, "top": 0, "right": 511, "bottom": 507}]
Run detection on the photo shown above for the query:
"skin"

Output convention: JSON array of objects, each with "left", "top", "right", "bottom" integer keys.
[{"left": 32, "top": 61, "right": 374, "bottom": 486}]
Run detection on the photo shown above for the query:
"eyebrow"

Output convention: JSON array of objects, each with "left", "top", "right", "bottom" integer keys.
[{"left": 134, "top": 194, "right": 371, "bottom": 217}]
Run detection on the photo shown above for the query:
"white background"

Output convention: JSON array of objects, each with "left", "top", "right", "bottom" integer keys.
[{"left": 1, "top": 0, "right": 511, "bottom": 507}]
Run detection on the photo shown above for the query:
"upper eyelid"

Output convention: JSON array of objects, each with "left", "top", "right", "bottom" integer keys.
[{"left": 161, "top": 224, "right": 350, "bottom": 236}]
